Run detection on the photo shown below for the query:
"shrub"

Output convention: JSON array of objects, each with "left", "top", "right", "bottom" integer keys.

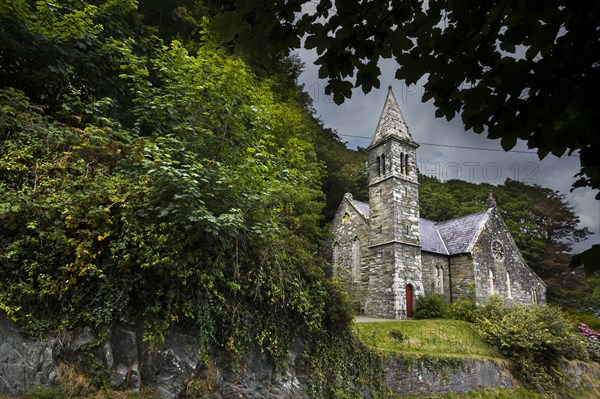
[
  {"left": 413, "top": 294, "right": 448, "bottom": 319},
  {"left": 448, "top": 298, "right": 478, "bottom": 323},
  {"left": 476, "top": 299, "right": 587, "bottom": 389}
]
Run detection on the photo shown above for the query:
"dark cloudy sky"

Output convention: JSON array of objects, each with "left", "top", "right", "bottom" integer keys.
[{"left": 297, "top": 52, "right": 599, "bottom": 254}]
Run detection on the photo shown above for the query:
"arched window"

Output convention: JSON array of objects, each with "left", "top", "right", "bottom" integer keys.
[
  {"left": 436, "top": 266, "right": 444, "bottom": 294},
  {"left": 400, "top": 152, "right": 405, "bottom": 174},
  {"left": 405, "top": 154, "right": 410, "bottom": 173},
  {"left": 530, "top": 287, "right": 538, "bottom": 304},
  {"left": 506, "top": 272, "right": 512, "bottom": 299},
  {"left": 332, "top": 242, "right": 340, "bottom": 266},
  {"left": 488, "top": 268, "right": 495, "bottom": 295},
  {"left": 381, "top": 154, "right": 386, "bottom": 175},
  {"left": 352, "top": 237, "right": 361, "bottom": 282},
  {"left": 376, "top": 156, "right": 381, "bottom": 177}
]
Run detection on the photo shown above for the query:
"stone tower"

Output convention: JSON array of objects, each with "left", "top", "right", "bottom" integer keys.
[{"left": 366, "top": 86, "right": 423, "bottom": 318}]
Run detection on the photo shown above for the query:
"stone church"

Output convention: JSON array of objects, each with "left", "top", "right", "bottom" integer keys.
[{"left": 331, "top": 87, "right": 546, "bottom": 319}]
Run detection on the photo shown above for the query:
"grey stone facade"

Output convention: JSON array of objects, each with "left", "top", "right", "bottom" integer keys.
[{"left": 331, "top": 87, "right": 546, "bottom": 318}]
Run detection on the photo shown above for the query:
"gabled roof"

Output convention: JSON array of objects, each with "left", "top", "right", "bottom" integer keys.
[
  {"left": 419, "top": 218, "right": 449, "bottom": 255},
  {"left": 370, "top": 86, "right": 415, "bottom": 147},
  {"left": 351, "top": 199, "right": 370, "bottom": 219},
  {"left": 436, "top": 211, "right": 489, "bottom": 255},
  {"left": 342, "top": 198, "right": 490, "bottom": 256}
]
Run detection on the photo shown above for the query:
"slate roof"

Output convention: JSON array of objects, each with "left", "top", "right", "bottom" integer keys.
[
  {"left": 436, "top": 211, "right": 489, "bottom": 255},
  {"left": 351, "top": 199, "right": 370, "bottom": 219},
  {"left": 419, "top": 218, "right": 449, "bottom": 255},
  {"left": 370, "top": 86, "right": 414, "bottom": 147},
  {"left": 347, "top": 199, "right": 489, "bottom": 256}
]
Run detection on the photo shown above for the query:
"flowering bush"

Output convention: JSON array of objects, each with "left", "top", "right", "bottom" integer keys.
[{"left": 578, "top": 323, "right": 600, "bottom": 362}]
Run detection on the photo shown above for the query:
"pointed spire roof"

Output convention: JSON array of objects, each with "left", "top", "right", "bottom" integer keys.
[{"left": 370, "top": 86, "right": 415, "bottom": 147}]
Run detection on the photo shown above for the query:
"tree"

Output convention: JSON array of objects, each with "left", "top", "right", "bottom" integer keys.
[
  {"left": 0, "top": 2, "right": 391, "bottom": 393},
  {"left": 210, "top": 1, "right": 600, "bottom": 199},
  {"left": 0, "top": 0, "right": 327, "bottom": 364},
  {"left": 313, "top": 126, "right": 368, "bottom": 221}
]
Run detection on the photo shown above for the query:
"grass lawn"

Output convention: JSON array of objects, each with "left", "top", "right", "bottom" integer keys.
[{"left": 353, "top": 319, "right": 501, "bottom": 359}]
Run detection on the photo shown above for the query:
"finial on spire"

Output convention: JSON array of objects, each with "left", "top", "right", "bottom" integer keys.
[
  {"left": 486, "top": 191, "right": 496, "bottom": 209},
  {"left": 388, "top": 84, "right": 392, "bottom": 91}
]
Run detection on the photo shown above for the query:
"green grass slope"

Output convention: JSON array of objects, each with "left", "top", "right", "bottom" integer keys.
[{"left": 353, "top": 319, "right": 501, "bottom": 359}]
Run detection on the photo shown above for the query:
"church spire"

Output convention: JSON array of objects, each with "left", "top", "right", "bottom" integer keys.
[{"left": 370, "top": 85, "right": 414, "bottom": 147}]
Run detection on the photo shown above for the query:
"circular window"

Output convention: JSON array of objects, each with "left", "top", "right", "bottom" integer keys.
[{"left": 492, "top": 240, "right": 504, "bottom": 261}]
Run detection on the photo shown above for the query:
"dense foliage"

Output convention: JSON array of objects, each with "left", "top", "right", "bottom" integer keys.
[
  {"left": 413, "top": 294, "right": 448, "bottom": 319},
  {"left": 210, "top": 1, "right": 600, "bottom": 201},
  {"left": 476, "top": 298, "right": 587, "bottom": 389},
  {"left": 0, "top": 38, "right": 328, "bottom": 349},
  {"left": 0, "top": 2, "right": 391, "bottom": 396}
]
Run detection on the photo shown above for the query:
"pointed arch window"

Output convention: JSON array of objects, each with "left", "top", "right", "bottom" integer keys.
[
  {"left": 376, "top": 156, "right": 381, "bottom": 177},
  {"left": 435, "top": 265, "right": 444, "bottom": 294},
  {"left": 405, "top": 154, "right": 410, "bottom": 174},
  {"left": 352, "top": 236, "right": 361, "bottom": 282},
  {"left": 381, "top": 154, "right": 386, "bottom": 175},
  {"left": 400, "top": 152, "right": 405, "bottom": 174},
  {"left": 332, "top": 242, "right": 340, "bottom": 267},
  {"left": 488, "top": 268, "right": 495, "bottom": 295},
  {"left": 530, "top": 287, "right": 538, "bottom": 304}
]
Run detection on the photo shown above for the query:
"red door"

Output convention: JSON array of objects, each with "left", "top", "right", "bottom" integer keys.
[{"left": 406, "top": 284, "right": 414, "bottom": 317}]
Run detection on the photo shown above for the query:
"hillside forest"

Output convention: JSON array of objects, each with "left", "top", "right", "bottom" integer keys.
[{"left": 0, "top": 0, "right": 598, "bottom": 395}]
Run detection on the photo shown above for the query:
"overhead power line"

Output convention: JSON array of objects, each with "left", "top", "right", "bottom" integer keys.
[{"left": 337, "top": 134, "right": 538, "bottom": 154}]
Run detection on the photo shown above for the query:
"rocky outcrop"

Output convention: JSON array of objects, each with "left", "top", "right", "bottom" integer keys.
[
  {"left": 0, "top": 316, "right": 306, "bottom": 398},
  {"left": 385, "top": 355, "right": 515, "bottom": 396},
  {"left": 0, "top": 317, "right": 57, "bottom": 395}
]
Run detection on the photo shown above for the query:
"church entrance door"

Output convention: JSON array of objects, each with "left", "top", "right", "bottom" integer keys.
[{"left": 406, "top": 284, "right": 414, "bottom": 317}]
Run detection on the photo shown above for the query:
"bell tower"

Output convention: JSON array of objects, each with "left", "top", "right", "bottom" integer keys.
[{"left": 366, "top": 86, "right": 423, "bottom": 318}]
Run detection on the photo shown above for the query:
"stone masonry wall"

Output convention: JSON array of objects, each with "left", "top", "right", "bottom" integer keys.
[
  {"left": 329, "top": 195, "right": 371, "bottom": 311},
  {"left": 393, "top": 243, "right": 424, "bottom": 318},
  {"left": 365, "top": 244, "right": 396, "bottom": 318},
  {"left": 421, "top": 251, "right": 451, "bottom": 301},
  {"left": 471, "top": 209, "right": 546, "bottom": 305},
  {"left": 449, "top": 254, "right": 475, "bottom": 301},
  {"left": 330, "top": 196, "right": 369, "bottom": 280},
  {"left": 367, "top": 138, "right": 419, "bottom": 247}
]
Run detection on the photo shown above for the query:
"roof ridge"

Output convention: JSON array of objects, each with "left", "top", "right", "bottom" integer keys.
[
  {"left": 436, "top": 209, "right": 488, "bottom": 226},
  {"left": 464, "top": 210, "right": 491, "bottom": 253}
]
